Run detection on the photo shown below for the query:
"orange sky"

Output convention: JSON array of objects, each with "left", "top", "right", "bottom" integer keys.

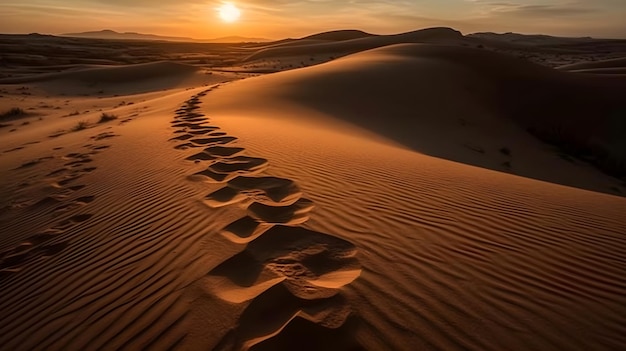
[{"left": 1, "top": 0, "right": 625, "bottom": 39}]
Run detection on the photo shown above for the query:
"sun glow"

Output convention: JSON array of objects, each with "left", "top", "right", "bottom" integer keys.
[{"left": 218, "top": 3, "right": 241, "bottom": 23}]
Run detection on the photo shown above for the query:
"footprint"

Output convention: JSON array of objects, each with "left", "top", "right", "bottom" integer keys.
[
  {"left": 34, "top": 185, "right": 87, "bottom": 208},
  {"left": 205, "top": 146, "right": 244, "bottom": 157},
  {"left": 52, "top": 196, "right": 95, "bottom": 214},
  {"left": 3, "top": 146, "right": 25, "bottom": 153},
  {"left": 174, "top": 143, "right": 200, "bottom": 150},
  {"left": 191, "top": 157, "right": 269, "bottom": 183},
  {"left": 209, "top": 156, "right": 268, "bottom": 174},
  {"left": 170, "top": 134, "right": 194, "bottom": 141},
  {"left": 207, "top": 226, "right": 360, "bottom": 301},
  {"left": 206, "top": 227, "right": 362, "bottom": 350},
  {"left": 57, "top": 175, "right": 84, "bottom": 186},
  {"left": 173, "top": 117, "right": 206, "bottom": 123},
  {"left": 185, "top": 152, "right": 217, "bottom": 162},
  {"left": 90, "top": 145, "right": 111, "bottom": 151},
  {"left": 247, "top": 199, "right": 315, "bottom": 225},
  {"left": 188, "top": 129, "right": 217, "bottom": 135},
  {"left": 47, "top": 167, "right": 70, "bottom": 176},
  {"left": 172, "top": 121, "right": 213, "bottom": 128},
  {"left": 44, "top": 213, "right": 93, "bottom": 234},
  {"left": 65, "top": 157, "right": 93, "bottom": 167},
  {"left": 0, "top": 231, "right": 71, "bottom": 277},
  {"left": 91, "top": 132, "right": 118, "bottom": 141},
  {"left": 15, "top": 156, "right": 54, "bottom": 169},
  {"left": 209, "top": 132, "right": 228, "bottom": 137},
  {"left": 213, "top": 284, "right": 362, "bottom": 351},
  {"left": 190, "top": 136, "right": 237, "bottom": 146},
  {"left": 219, "top": 216, "right": 274, "bottom": 244},
  {"left": 56, "top": 167, "right": 95, "bottom": 185},
  {"left": 205, "top": 176, "right": 301, "bottom": 208}
]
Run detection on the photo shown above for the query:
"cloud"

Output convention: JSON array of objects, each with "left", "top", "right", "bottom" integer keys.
[
  {"left": 465, "top": 1, "right": 597, "bottom": 17},
  {"left": 495, "top": 4, "right": 596, "bottom": 16}
]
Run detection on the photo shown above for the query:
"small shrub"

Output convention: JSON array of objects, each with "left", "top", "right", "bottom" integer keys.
[
  {"left": 499, "top": 147, "right": 511, "bottom": 156},
  {"left": 72, "top": 121, "right": 89, "bottom": 131},
  {"left": 502, "top": 161, "right": 512, "bottom": 168},
  {"left": 98, "top": 113, "right": 118, "bottom": 123},
  {"left": 0, "top": 107, "right": 27, "bottom": 120}
]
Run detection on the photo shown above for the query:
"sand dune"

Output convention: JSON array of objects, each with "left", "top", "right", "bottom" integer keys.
[
  {"left": 300, "top": 30, "right": 375, "bottom": 41},
  {"left": 244, "top": 27, "right": 464, "bottom": 62},
  {"left": 0, "top": 61, "right": 224, "bottom": 95},
  {"left": 1, "top": 31, "right": 625, "bottom": 351},
  {"left": 212, "top": 44, "right": 626, "bottom": 194},
  {"left": 558, "top": 57, "right": 626, "bottom": 74}
]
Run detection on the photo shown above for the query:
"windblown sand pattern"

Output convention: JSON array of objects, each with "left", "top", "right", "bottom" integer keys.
[
  {"left": 169, "top": 89, "right": 363, "bottom": 350},
  {"left": 1, "top": 141, "right": 113, "bottom": 279}
]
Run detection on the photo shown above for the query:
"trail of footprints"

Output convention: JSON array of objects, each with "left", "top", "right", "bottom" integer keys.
[
  {"left": 172, "top": 90, "right": 363, "bottom": 350},
  {"left": 0, "top": 139, "right": 115, "bottom": 279}
]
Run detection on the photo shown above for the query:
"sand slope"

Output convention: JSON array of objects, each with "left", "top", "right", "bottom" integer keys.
[
  {"left": 0, "top": 40, "right": 625, "bottom": 351},
  {"left": 212, "top": 44, "right": 626, "bottom": 195},
  {"left": 0, "top": 61, "right": 219, "bottom": 96}
]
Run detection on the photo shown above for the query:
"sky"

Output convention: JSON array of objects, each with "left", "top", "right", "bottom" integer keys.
[{"left": 0, "top": 0, "right": 625, "bottom": 39}]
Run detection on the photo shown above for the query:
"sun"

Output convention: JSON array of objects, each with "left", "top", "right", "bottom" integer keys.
[{"left": 218, "top": 3, "right": 241, "bottom": 23}]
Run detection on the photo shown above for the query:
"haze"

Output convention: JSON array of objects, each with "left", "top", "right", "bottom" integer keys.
[{"left": 1, "top": 0, "right": 625, "bottom": 39}]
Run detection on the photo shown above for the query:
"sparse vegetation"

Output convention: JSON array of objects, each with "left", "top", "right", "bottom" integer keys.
[
  {"left": 72, "top": 121, "right": 89, "bottom": 131},
  {"left": 98, "top": 113, "right": 118, "bottom": 123},
  {"left": 499, "top": 147, "right": 511, "bottom": 156},
  {"left": 0, "top": 107, "right": 28, "bottom": 121}
]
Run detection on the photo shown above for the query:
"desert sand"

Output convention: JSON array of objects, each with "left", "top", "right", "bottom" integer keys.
[{"left": 1, "top": 28, "right": 625, "bottom": 350}]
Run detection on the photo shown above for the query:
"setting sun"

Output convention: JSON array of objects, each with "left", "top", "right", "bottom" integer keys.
[{"left": 218, "top": 3, "right": 241, "bottom": 23}]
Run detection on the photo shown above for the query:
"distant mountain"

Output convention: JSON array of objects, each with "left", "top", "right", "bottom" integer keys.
[
  {"left": 61, "top": 29, "right": 195, "bottom": 42},
  {"left": 61, "top": 30, "right": 271, "bottom": 43},
  {"left": 245, "top": 27, "right": 467, "bottom": 62},
  {"left": 468, "top": 32, "right": 594, "bottom": 44}
]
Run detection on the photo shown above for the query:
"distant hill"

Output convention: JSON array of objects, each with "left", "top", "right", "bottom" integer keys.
[
  {"left": 206, "top": 36, "right": 271, "bottom": 43},
  {"left": 61, "top": 29, "right": 195, "bottom": 42},
  {"left": 300, "top": 30, "right": 374, "bottom": 41},
  {"left": 245, "top": 27, "right": 465, "bottom": 62},
  {"left": 468, "top": 32, "right": 595, "bottom": 45},
  {"left": 61, "top": 30, "right": 270, "bottom": 43}
]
